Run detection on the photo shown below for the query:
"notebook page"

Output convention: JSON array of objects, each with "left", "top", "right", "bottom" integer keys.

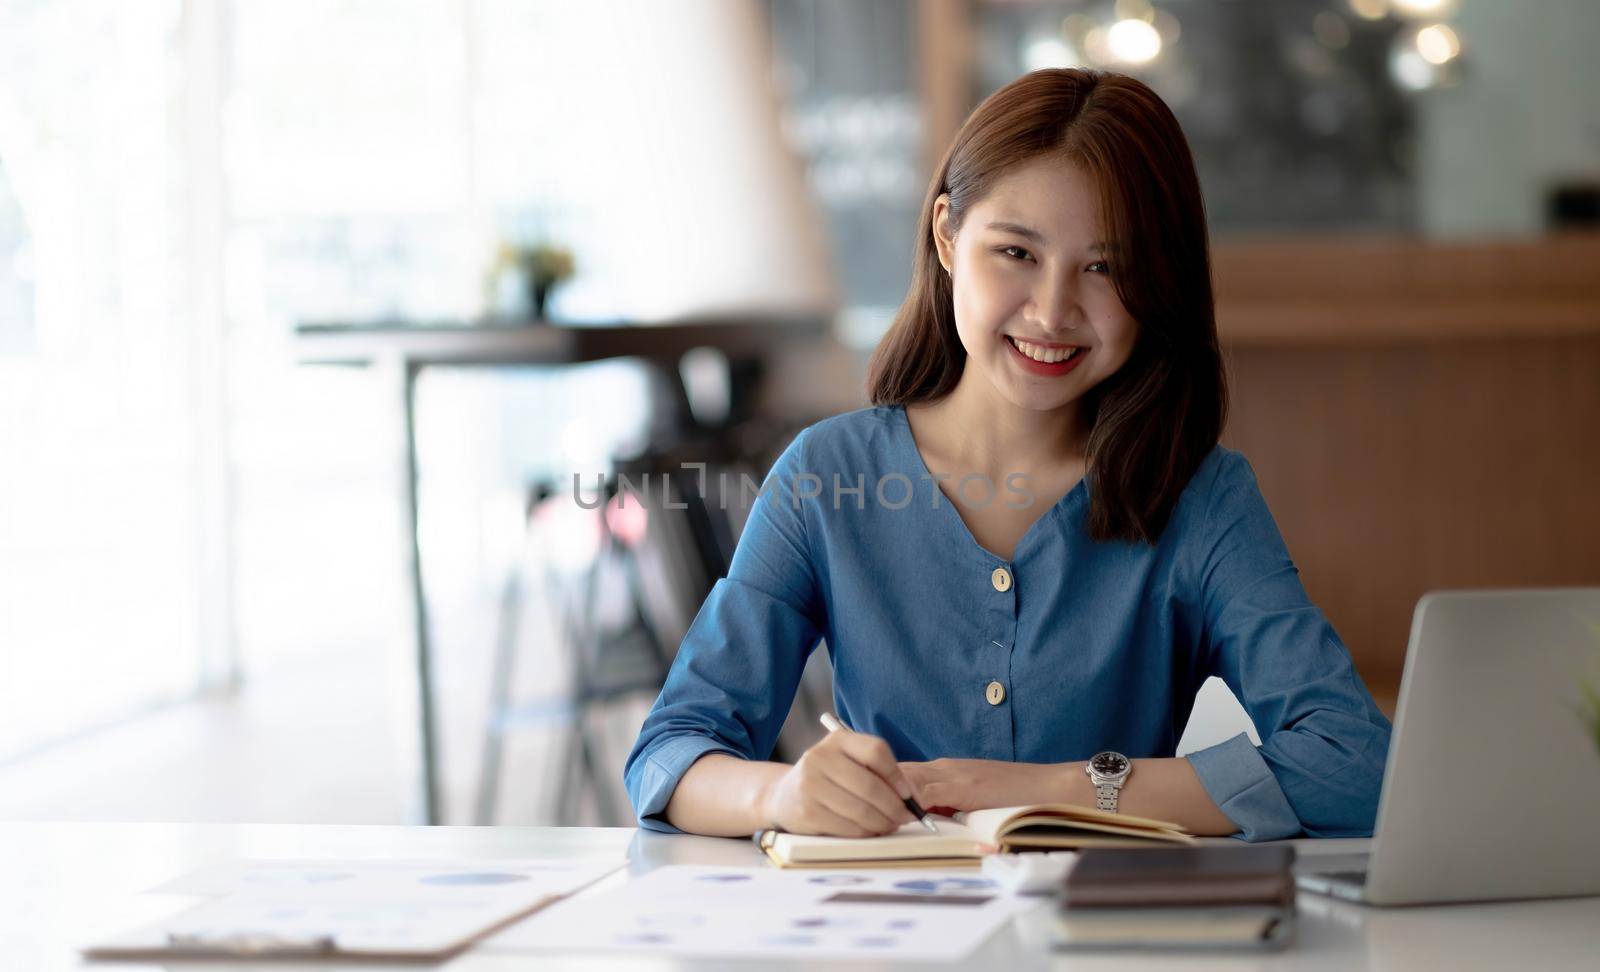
[{"left": 770, "top": 816, "right": 982, "bottom": 863}]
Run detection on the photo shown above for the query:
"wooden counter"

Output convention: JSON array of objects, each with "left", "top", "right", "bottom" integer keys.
[{"left": 1213, "top": 235, "right": 1600, "bottom": 692}]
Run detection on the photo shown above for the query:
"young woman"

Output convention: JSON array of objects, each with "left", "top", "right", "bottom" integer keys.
[{"left": 623, "top": 69, "right": 1391, "bottom": 841}]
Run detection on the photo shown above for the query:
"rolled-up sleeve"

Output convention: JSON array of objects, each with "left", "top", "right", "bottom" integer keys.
[
  {"left": 1185, "top": 452, "right": 1392, "bottom": 840},
  {"left": 622, "top": 429, "right": 826, "bottom": 833}
]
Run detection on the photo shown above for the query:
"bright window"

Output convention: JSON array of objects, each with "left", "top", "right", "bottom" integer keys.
[{"left": 0, "top": 1, "right": 208, "bottom": 758}]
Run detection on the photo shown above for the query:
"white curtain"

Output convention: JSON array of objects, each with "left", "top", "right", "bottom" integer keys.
[{"left": 0, "top": 0, "right": 222, "bottom": 758}]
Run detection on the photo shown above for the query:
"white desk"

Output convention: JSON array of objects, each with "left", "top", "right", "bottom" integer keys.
[{"left": 6, "top": 821, "right": 1597, "bottom": 969}]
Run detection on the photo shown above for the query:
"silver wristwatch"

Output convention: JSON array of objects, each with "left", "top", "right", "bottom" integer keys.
[{"left": 1085, "top": 751, "right": 1133, "bottom": 813}]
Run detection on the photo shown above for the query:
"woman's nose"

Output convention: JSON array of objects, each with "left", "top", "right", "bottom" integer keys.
[{"left": 1028, "top": 273, "right": 1083, "bottom": 332}]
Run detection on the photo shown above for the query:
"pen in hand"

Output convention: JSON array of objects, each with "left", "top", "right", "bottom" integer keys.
[{"left": 819, "top": 712, "right": 939, "bottom": 833}]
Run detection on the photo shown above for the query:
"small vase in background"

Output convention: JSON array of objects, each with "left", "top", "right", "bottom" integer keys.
[{"left": 485, "top": 240, "right": 576, "bottom": 322}]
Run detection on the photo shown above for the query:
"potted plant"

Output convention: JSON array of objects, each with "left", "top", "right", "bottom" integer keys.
[{"left": 487, "top": 240, "right": 575, "bottom": 321}]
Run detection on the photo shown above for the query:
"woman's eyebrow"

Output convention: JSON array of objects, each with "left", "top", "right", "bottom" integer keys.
[
  {"left": 985, "top": 221, "right": 1108, "bottom": 253},
  {"left": 986, "top": 220, "right": 1045, "bottom": 242}
]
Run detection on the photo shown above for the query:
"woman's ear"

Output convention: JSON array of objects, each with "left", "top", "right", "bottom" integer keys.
[{"left": 931, "top": 193, "right": 955, "bottom": 275}]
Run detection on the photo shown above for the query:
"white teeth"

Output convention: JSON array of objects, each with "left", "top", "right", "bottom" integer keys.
[{"left": 1010, "top": 337, "right": 1081, "bottom": 364}]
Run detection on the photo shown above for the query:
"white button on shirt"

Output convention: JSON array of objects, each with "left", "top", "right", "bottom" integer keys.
[{"left": 991, "top": 567, "right": 1012, "bottom": 592}]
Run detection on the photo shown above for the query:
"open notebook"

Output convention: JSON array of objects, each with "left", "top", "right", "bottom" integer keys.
[{"left": 756, "top": 804, "right": 1195, "bottom": 868}]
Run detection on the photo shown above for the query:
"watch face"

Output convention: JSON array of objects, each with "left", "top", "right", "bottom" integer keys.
[{"left": 1091, "top": 752, "right": 1129, "bottom": 777}]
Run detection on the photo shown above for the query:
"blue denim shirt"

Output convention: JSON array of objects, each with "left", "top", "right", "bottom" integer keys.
[{"left": 623, "top": 404, "right": 1391, "bottom": 840}]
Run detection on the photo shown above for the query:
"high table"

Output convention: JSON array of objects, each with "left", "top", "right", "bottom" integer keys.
[
  {"left": 8, "top": 821, "right": 1598, "bottom": 969},
  {"left": 294, "top": 316, "right": 828, "bottom": 824}
]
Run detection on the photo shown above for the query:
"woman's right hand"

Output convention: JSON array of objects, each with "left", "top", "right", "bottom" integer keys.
[{"left": 758, "top": 728, "right": 915, "bottom": 837}]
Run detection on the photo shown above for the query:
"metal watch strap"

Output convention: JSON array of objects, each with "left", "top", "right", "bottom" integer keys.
[{"left": 1094, "top": 782, "right": 1121, "bottom": 813}]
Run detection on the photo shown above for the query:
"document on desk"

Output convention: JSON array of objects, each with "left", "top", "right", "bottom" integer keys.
[
  {"left": 487, "top": 865, "right": 1038, "bottom": 962},
  {"left": 82, "top": 858, "right": 624, "bottom": 960}
]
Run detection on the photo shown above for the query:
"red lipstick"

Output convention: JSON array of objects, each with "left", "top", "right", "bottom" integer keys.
[{"left": 1005, "top": 335, "right": 1088, "bottom": 378}]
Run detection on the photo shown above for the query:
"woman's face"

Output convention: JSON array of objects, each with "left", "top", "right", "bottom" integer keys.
[{"left": 932, "top": 156, "right": 1140, "bottom": 417}]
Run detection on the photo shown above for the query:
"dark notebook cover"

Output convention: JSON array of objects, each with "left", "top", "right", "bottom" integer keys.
[{"left": 1063, "top": 845, "right": 1296, "bottom": 909}]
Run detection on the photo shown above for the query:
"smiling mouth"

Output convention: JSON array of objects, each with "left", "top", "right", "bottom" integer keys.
[{"left": 1006, "top": 335, "right": 1087, "bottom": 364}]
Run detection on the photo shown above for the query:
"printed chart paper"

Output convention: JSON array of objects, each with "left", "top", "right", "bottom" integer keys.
[
  {"left": 488, "top": 865, "right": 1040, "bottom": 962},
  {"left": 87, "top": 858, "right": 625, "bottom": 959}
]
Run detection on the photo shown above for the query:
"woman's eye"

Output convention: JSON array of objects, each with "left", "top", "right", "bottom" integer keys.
[
  {"left": 998, "top": 245, "right": 1033, "bottom": 262},
  {"left": 1086, "top": 260, "right": 1110, "bottom": 274}
]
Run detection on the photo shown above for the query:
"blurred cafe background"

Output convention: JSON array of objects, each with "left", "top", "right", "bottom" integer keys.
[{"left": 1, "top": 0, "right": 1596, "bottom": 827}]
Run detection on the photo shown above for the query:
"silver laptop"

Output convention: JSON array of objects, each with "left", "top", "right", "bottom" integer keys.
[{"left": 1299, "top": 588, "right": 1600, "bottom": 906}]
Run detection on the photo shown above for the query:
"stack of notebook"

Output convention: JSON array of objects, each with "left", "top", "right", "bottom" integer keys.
[
  {"left": 755, "top": 803, "right": 1194, "bottom": 869},
  {"left": 1042, "top": 845, "right": 1297, "bottom": 951}
]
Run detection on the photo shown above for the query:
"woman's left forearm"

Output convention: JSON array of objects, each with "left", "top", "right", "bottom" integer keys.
[
  {"left": 1089, "top": 757, "right": 1239, "bottom": 836},
  {"left": 903, "top": 756, "right": 1241, "bottom": 837}
]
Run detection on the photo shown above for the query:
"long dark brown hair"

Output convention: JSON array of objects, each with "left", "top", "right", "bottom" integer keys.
[{"left": 867, "top": 68, "right": 1226, "bottom": 545}]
